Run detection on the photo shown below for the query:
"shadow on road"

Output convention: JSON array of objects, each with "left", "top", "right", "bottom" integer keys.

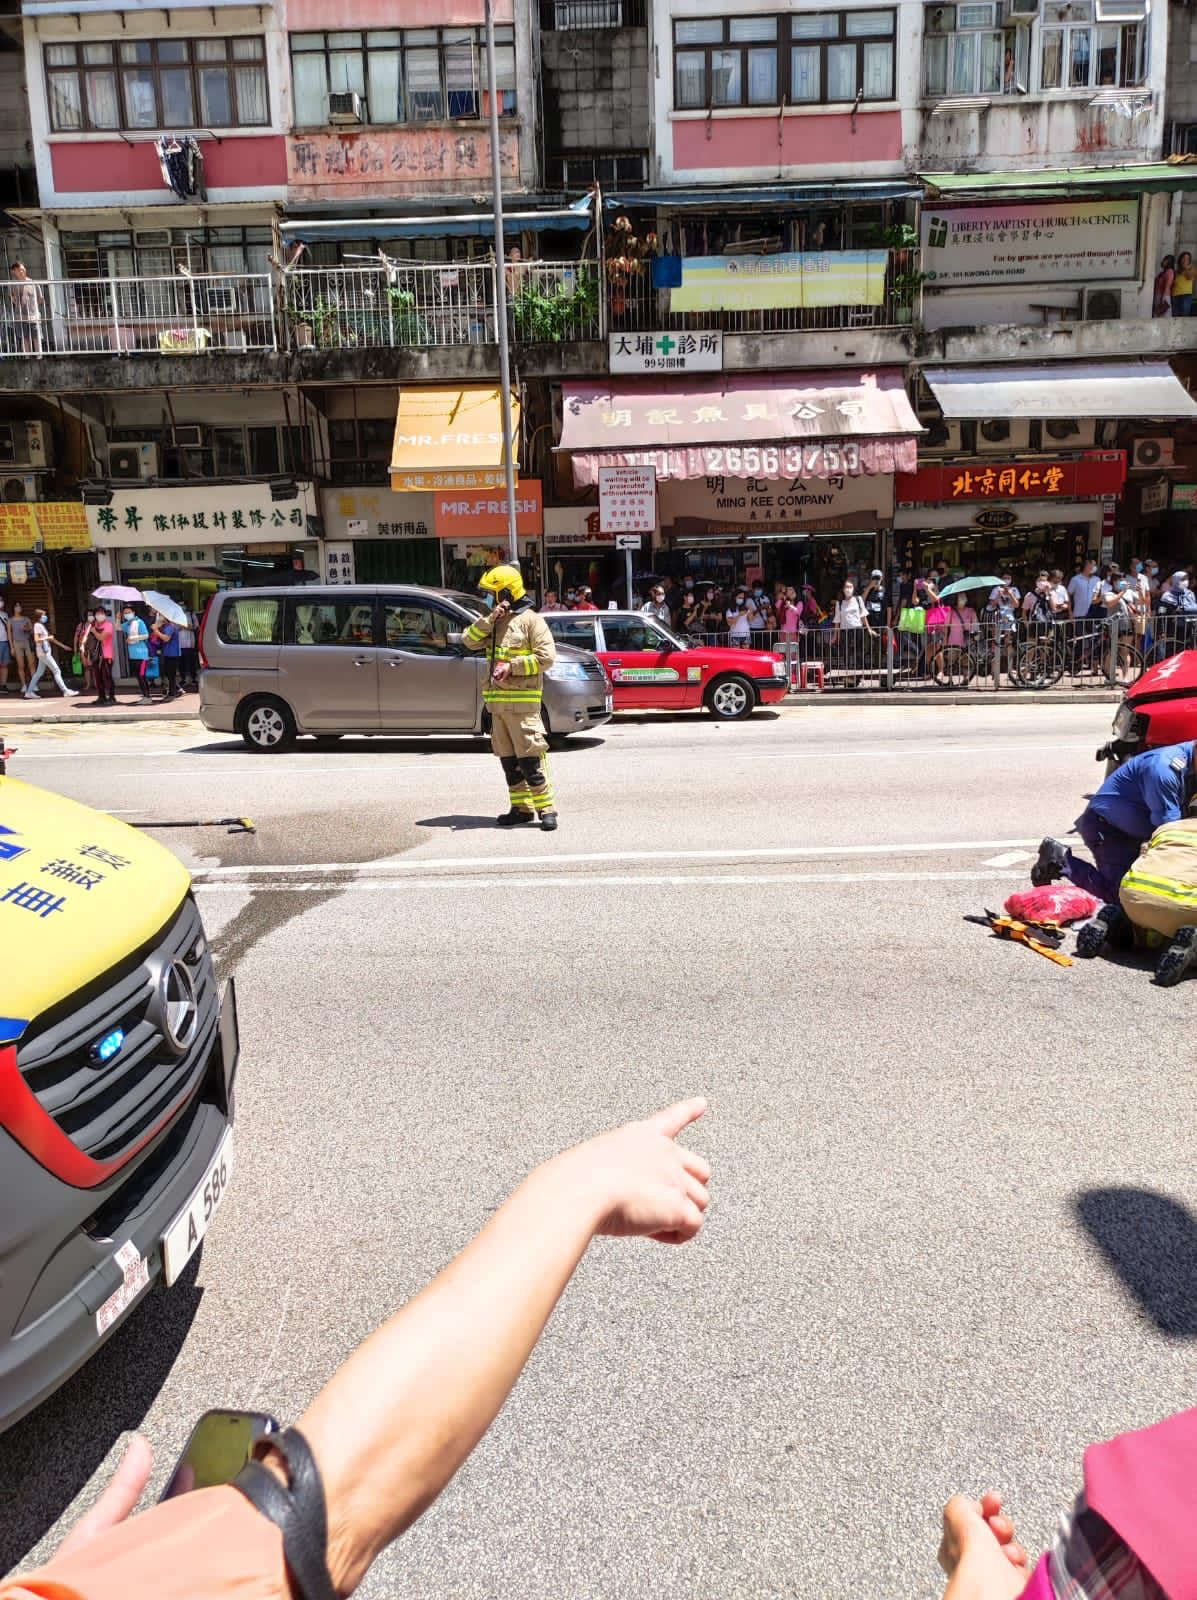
[
  {"left": 417, "top": 814, "right": 504, "bottom": 831},
  {"left": 1074, "top": 1187, "right": 1197, "bottom": 1337},
  {"left": 0, "top": 1256, "right": 203, "bottom": 1573},
  {"left": 181, "top": 735, "right": 606, "bottom": 757}
]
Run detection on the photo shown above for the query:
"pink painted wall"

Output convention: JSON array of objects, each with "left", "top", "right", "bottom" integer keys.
[
  {"left": 286, "top": 126, "right": 520, "bottom": 199},
  {"left": 286, "top": 0, "right": 511, "bottom": 25},
  {"left": 672, "top": 110, "right": 902, "bottom": 172},
  {"left": 51, "top": 136, "right": 287, "bottom": 195}
]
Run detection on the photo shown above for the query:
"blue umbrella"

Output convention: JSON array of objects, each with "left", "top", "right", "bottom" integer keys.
[{"left": 937, "top": 575, "right": 1002, "bottom": 599}]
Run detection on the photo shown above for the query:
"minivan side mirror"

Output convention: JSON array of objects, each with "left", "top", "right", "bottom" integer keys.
[{"left": 447, "top": 631, "right": 465, "bottom": 648}]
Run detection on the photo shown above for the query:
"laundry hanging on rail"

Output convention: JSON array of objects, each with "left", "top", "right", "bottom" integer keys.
[{"left": 155, "top": 136, "right": 204, "bottom": 201}]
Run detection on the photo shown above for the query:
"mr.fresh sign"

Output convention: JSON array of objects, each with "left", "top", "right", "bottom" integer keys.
[
  {"left": 85, "top": 483, "right": 319, "bottom": 548},
  {"left": 609, "top": 331, "right": 722, "bottom": 374}
]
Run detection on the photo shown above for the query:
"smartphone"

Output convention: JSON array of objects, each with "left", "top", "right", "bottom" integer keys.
[{"left": 159, "top": 1408, "right": 281, "bottom": 1500}]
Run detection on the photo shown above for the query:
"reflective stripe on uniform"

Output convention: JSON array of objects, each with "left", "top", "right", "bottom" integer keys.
[
  {"left": 483, "top": 689, "right": 542, "bottom": 704},
  {"left": 464, "top": 622, "right": 490, "bottom": 645},
  {"left": 1121, "top": 869, "right": 1197, "bottom": 906}
]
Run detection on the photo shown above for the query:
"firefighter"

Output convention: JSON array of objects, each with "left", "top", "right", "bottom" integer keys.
[
  {"left": 463, "top": 564, "right": 558, "bottom": 831},
  {"left": 1032, "top": 740, "right": 1197, "bottom": 902},
  {"left": 1076, "top": 816, "right": 1197, "bottom": 986}
]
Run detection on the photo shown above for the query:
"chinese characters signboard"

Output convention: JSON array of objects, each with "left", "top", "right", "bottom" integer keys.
[
  {"left": 671, "top": 251, "right": 887, "bottom": 313},
  {"left": 323, "top": 542, "right": 356, "bottom": 585},
  {"left": 921, "top": 200, "right": 1140, "bottom": 287},
  {"left": 660, "top": 472, "right": 893, "bottom": 535},
  {"left": 599, "top": 465, "right": 656, "bottom": 534},
  {"left": 609, "top": 331, "right": 722, "bottom": 374},
  {"left": 896, "top": 453, "right": 1127, "bottom": 505},
  {"left": 0, "top": 502, "right": 90, "bottom": 552},
  {"left": 1173, "top": 483, "right": 1197, "bottom": 510},
  {"left": 543, "top": 507, "right": 613, "bottom": 547},
  {"left": 84, "top": 483, "right": 318, "bottom": 548},
  {"left": 321, "top": 487, "right": 435, "bottom": 541},
  {"left": 434, "top": 479, "right": 543, "bottom": 540},
  {"left": 286, "top": 128, "right": 520, "bottom": 199}
]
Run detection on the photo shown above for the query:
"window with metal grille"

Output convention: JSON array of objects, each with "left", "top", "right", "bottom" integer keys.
[{"left": 45, "top": 36, "right": 268, "bottom": 132}]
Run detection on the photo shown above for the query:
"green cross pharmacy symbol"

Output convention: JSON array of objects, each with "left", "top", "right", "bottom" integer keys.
[{"left": 655, "top": 335, "right": 677, "bottom": 356}]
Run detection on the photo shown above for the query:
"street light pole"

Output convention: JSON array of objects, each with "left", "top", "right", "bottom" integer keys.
[{"left": 484, "top": 0, "right": 520, "bottom": 567}]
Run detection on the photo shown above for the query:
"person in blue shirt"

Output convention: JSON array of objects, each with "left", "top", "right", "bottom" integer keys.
[
  {"left": 1033, "top": 740, "right": 1197, "bottom": 902},
  {"left": 151, "top": 612, "right": 181, "bottom": 699},
  {"left": 122, "top": 605, "right": 151, "bottom": 703}
]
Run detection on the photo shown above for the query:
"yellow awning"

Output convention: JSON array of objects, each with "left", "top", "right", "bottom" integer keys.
[{"left": 390, "top": 386, "right": 518, "bottom": 493}]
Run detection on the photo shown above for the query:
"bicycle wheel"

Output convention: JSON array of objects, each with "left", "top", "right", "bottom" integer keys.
[
  {"left": 1015, "top": 640, "right": 1062, "bottom": 690},
  {"left": 1114, "top": 642, "right": 1143, "bottom": 685},
  {"left": 931, "top": 645, "right": 970, "bottom": 688}
]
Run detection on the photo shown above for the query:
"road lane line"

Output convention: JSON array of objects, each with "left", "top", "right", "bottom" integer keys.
[
  {"left": 983, "top": 850, "right": 1034, "bottom": 867},
  {"left": 189, "top": 839, "right": 1042, "bottom": 881},
  {"left": 194, "top": 868, "right": 1024, "bottom": 894}
]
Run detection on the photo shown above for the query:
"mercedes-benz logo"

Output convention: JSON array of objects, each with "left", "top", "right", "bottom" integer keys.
[{"left": 160, "top": 960, "right": 198, "bottom": 1054}]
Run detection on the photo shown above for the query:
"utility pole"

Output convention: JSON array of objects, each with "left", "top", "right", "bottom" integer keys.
[{"left": 484, "top": 0, "right": 520, "bottom": 566}]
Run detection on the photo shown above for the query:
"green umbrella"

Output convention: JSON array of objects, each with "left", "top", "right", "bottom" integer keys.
[{"left": 937, "top": 575, "right": 1003, "bottom": 599}]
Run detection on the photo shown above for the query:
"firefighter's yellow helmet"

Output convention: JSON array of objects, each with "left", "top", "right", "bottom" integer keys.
[{"left": 478, "top": 564, "right": 525, "bottom": 603}]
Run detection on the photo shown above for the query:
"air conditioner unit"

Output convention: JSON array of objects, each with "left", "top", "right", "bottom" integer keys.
[
  {"left": 203, "top": 285, "right": 240, "bottom": 313},
  {"left": 0, "top": 420, "right": 49, "bottom": 471},
  {"left": 925, "top": 4, "right": 958, "bottom": 29},
  {"left": 1131, "top": 436, "right": 1174, "bottom": 470},
  {"left": 921, "top": 419, "right": 966, "bottom": 452},
  {"left": 977, "top": 417, "right": 1032, "bottom": 451},
  {"left": 328, "top": 91, "right": 364, "bottom": 124},
  {"left": 1007, "top": 0, "right": 1038, "bottom": 16},
  {"left": 958, "top": 1, "right": 1000, "bottom": 24},
  {"left": 1082, "top": 287, "right": 1122, "bottom": 321},
  {"left": 108, "top": 442, "right": 160, "bottom": 481},
  {"left": 1, "top": 474, "right": 39, "bottom": 504},
  {"left": 1043, "top": 418, "right": 1096, "bottom": 447},
  {"left": 172, "top": 424, "right": 204, "bottom": 448}
]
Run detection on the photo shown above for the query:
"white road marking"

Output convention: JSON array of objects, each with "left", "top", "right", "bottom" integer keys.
[
  {"left": 189, "top": 838, "right": 1042, "bottom": 881},
  {"left": 739, "top": 740, "right": 1098, "bottom": 763},
  {"left": 195, "top": 868, "right": 1024, "bottom": 895},
  {"left": 983, "top": 849, "right": 1034, "bottom": 867}
]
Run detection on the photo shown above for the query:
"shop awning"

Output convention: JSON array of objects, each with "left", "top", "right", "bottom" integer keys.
[
  {"left": 390, "top": 386, "right": 519, "bottom": 493},
  {"left": 920, "top": 161, "right": 1197, "bottom": 199},
  {"left": 605, "top": 181, "right": 920, "bottom": 210},
  {"left": 560, "top": 370, "right": 922, "bottom": 485},
  {"left": 282, "top": 195, "right": 593, "bottom": 243},
  {"left": 923, "top": 361, "right": 1197, "bottom": 420}
]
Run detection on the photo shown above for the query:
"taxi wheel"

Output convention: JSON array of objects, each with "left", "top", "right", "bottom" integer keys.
[
  {"left": 705, "top": 674, "right": 755, "bottom": 720},
  {"left": 240, "top": 696, "right": 296, "bottom": 752}
]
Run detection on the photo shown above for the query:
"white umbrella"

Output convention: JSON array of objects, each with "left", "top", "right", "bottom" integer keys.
[{"left": 141, "top": 591, "right": 188, "bottom": 626}]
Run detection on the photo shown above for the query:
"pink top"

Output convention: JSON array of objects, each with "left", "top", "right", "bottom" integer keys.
[
  {"left": 95, "top": 618, "right": 114, "bottom": 662},
  {"left": 1085, "top": 1404, "right": 1197, "bottom": 1599}
]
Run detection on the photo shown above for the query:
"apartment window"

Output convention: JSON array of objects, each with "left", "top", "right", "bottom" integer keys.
[
  {"left": 59, "top": 226, "right": 272, "bottom": 280},
  {"left": 673, "top": 11, "right": 896, "bottom": 109},
  {"left": 923, "top": 5, "right": 1029, "bottom": 95},
  {"left": 290, "top": 27, "right": 515, "bottom": 126},
  {"left": 1039, "top": 1, "right": 1145, "bottom": 87},
  {"left": 45, "top": 37, "right": 268, "bottom": 131}
]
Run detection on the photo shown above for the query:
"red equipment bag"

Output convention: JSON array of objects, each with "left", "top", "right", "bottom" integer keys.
[{"left": 1004, "top": 886, "right": 1101, "bottom": 925}]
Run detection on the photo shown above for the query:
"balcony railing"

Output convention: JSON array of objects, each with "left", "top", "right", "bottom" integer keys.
[
  {"left": 507, "top": 261, "right": 601, "bottom": 342},
  {"left": 607, "top": 250, "right": 923, "bottom": 336},
  {"left": 285, "top": 263, "right": 495, "bottom": 350},
  {"left": 1, "top": 273, "right": 276, "bottom": 356}
]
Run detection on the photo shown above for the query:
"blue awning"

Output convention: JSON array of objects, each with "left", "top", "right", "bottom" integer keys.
[
  {"left": 281, "top": 195, "right": 594, "bottom": 242},
  {"left": 605, "top": 182, "right": 920, "bottom": 210}
]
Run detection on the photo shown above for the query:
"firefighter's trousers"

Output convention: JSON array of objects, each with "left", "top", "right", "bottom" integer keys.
[{"left": 489, "top": 702, "right": 555, "bottom": 814}]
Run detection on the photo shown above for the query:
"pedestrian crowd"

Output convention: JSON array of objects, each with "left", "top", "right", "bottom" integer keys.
[{"left": 0, "top": 596, "right": 200, "bottom": 705}]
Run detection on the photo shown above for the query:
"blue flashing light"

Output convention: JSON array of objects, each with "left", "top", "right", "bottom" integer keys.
[{"left": 91, "top": 1028, "right": 125, "bottom": 1064}]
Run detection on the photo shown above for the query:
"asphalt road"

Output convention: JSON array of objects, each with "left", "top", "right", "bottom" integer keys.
[{"left": 3, "top": 702, "right": 1196, "bottom": 1599}]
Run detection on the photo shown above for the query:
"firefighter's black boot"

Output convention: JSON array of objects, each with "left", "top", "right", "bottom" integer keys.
[
  {"left": 1030, "top": 837, "right": 1068, "bottom": 887},
  {"left": 1155, "top": 925, "right": 1197, "bottom": 987},
  {"left": 496, "top": 807, "right": 536, "bottom": 827},
  {"left": 539, "top": 810, "right": 559, "bottom": 832},
  {"left": 1076, "top": 902, "right": 1131, "bottom": 958}
]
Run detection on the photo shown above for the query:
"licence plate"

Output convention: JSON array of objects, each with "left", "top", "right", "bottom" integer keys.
[
  {"left": 604, "top": 694, "right": 613, "bottom": 712},
  {"left": 161, "top": 1126, "right": 234, "bottom": 1286}
]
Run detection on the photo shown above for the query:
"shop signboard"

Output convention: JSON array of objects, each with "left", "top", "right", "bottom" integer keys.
[
  {"left": 85, "top": 483, "right": 319, "bottom": 548},
  {"left": 0, "top": 502, "right": 91, "bottom": 552},
  {"left": 1171, "top": 483, "right": 1197, "bottom": 510},
  {"left": 896, "top": 453, "right": 1127, "bottom": 504},
  {"left": 609, "top": 332, "right": 723, "bottom": 374},
  {"left": 322, "top": 542, "right": 356, "bottom": 585},
  {"left": 544, "top": 507, "right": 613, "bottom": 547},
  {"left": 125, "top": 546, "right": 213, "bottom": 568},
  {"left": 322, "top": 487, "right": 435, "bottom": 541},
  {"left": 1141, "top": 479, "right": 1169, "bottom": 514},
  {"left": 921, "top": 199, "right": 1140, "bottom": 287},
  {"left": 659, "top": 473, "right": 892, "bottom": 535},
  {"left": 670, "top": 252, "right": 887, "bottom": 313},
  {"left": 433, "top": 479, "right": 543, "bottom": 540},
  {"left": 599, "top": 465, "right": 656, "bottom": 533}
]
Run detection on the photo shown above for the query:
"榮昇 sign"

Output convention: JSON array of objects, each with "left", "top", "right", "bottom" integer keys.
[
  {"left": 599, "top": 465, "right": 656, "bottom": 534},
  {"left": 921, "top": 199, "right": 1140, "bottom": 287},
  {"left": 85, "top": 483, "right": 319, "bottom": 547}
]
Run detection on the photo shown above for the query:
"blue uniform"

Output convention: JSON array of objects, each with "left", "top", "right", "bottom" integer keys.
[{"left": 1065, "top": 742, "right": 1196, "bottom": 901}]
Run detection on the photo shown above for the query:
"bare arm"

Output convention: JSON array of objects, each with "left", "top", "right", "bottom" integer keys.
[{"left": 297, "top": 1099, "right": 710, "bottom": 1596}]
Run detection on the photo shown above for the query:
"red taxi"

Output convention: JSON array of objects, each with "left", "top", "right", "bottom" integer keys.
[
  {"left": 543, "top": 610, "right": 788, "bottom": 719},
  {"left": 1100, "top": 648, "right": 1197, "bottom": 768}
]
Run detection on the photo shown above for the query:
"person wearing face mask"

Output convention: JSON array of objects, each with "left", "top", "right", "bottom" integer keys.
[
  {"left": 0, "top": 595, "right": 10, "bottom": 696},
  {"left": 122, "top": 605, "right": 152, "bottom": 703},
  {"left": 24, "top": 608, "right": 78, "bottom": 699},
  {"left": 725, "top": 588, "right": 752, "bottom": 647},
  {"left": 1156, "top": 569, "right": 1197, "bottom": 659},
  {"left": 81, "top": 605, "right": 116, "bottom": 706},
  {"left": 9, "top": 599, "right": 34, "bottom": 692},
  {"left": 640, "top": 583, "right": 672, "bottom": 625},
  {"left": 831, "top": 579, "right": 873, "bottom": 682},
  {"left": 747, "top": 583, "right": 774, "bottom": 649}
]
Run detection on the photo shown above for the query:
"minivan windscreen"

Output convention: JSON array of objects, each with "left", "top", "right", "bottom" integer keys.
[{"left": 447, "top": 591, "right": 487, "bottom": 616}]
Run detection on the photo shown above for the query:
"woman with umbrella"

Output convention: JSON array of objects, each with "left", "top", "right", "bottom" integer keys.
[
  {"left": 82, "top": 585, "right": 137, "bottom": 706},
  {"left": 146, "top": 591, "right": 187, "bottom": 700}
]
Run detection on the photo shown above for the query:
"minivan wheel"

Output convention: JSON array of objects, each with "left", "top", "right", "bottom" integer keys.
[
  {"left": 706, "top": 674, "right": 755, "bottom": 720},
  {"left": 240, "top": 697, "right": 296, "bottom": 751}
]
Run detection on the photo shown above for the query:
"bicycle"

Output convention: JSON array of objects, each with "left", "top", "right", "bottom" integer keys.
[{"left": 1014, "top": 620, "right": 1142, "bottom": 690}]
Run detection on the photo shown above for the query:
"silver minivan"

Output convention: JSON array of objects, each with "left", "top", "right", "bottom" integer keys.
[{"left": 198, "top": 585, "right": 612, "bottom": 751}]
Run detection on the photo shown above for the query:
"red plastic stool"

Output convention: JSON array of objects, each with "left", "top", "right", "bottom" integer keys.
[{"left": 800, "top": 662, "right": 825, "bottom": 691}]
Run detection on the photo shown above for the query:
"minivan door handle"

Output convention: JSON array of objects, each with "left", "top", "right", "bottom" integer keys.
[
  {"left": 352, "top": 656, "right": 371, "bottom": 667},
  {"left": 384, "top": 656, "right": 403, "bottom": 667}
]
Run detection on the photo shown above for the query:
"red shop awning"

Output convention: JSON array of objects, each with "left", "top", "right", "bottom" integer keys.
[{"left": 560, "top": 369, "right": 922, "bottom": 485}]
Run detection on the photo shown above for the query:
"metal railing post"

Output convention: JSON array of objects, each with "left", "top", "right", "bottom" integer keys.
[
  {"left": 885, "top": 625, "right": 894, "bottom": 691},
  {"left": 107, "top": 279, "right": 119, "bottom": 354}
]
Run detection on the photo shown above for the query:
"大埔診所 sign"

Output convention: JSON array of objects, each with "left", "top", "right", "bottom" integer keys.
[
  {"left": 609, "top": 331, "right": 723, "bottom": 374},
  {"left": 921, "top": 199, "right": 1140, "bottom": 287}
]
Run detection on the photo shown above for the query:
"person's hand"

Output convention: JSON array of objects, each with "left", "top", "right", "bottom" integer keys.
[
  {"left": 56, "top": 1434, "right": 153, "bottom": 1558},
  {"left": 490, "top": 661, "right": 512, "bottom": 684},
  {"left": 939, "top": 1492, "right": 1030, "bottom": 1598},
  {"left": 563, "top": 1098, "right": 710, "bottom": 1245},
  {"left": 494, "top": 599, "right": 512, "bottom": 618}
]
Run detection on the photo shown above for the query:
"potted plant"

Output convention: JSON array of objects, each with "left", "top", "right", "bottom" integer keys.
[
  {"left": 385, "top": 285, "right": 430, "bottom": 345},
  {"left": 891, "top": 267, "right": 928, "bottom": 323},
  {"left": 289, "top": 297, "right": 340, "bottom": 350},
  {"left": 604, "top": 216, "right": 654, "bottom": 317},
  {"left": 511, "top": 271, "right": 599, "bottom": 342}
]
